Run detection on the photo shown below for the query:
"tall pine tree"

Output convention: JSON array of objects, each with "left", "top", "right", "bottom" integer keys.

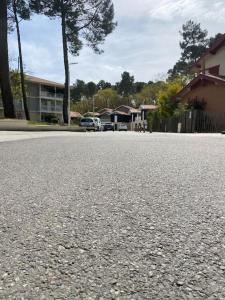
[
  {"left": 0, "top": 0, "right": 15, "bottom": 118},
  {"left": 8, "top": 0, "right": 31, "bottom": 120},
  {"left": 168, "top": 20, "right": 208, "bottom": 78},
  {"left": 31, "top": 0, "right": 116, "bottom": 123}
]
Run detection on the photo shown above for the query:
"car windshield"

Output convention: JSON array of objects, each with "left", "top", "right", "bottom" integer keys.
[{"left": 81, "top": 118, "right": 93, "bottom": 122}]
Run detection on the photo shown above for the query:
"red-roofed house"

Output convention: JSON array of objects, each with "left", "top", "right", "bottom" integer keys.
[
  {"left": 111, "top": 105, "right": 141, "bottom": 128},
  {"left": 97, "top": 105, "right": 142, "bottom": 130},
  {"left": 98, "top": 108, "right": 113, "bottom": 123},
  {"left": 70, "top": 111, "right": 82, "bottom": 118}
]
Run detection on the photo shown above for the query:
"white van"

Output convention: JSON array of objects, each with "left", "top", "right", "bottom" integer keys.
[
  {"left": 80, "top": 117, "right": 102, "bottom": 131},
  {"left": 94, "top": 118, "right": 102, "bottom": 131},
  {"left": 80, "top": 117, "right": 97, "bottom": 131}
]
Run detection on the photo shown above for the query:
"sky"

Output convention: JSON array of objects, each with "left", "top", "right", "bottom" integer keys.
[{"left": 8, "top": 0, "right": 225, "bottom": 85}]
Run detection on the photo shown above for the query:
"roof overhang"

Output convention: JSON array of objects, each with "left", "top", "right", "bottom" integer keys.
[
  {"left": 192, "top": 34, "right": 225, "bottom": 71},
  {"left": 25, "top": 75, "right": 64, "bottom": 88},
  {"left": 173, "top": 74, "right": 225, "bottom": 99}
]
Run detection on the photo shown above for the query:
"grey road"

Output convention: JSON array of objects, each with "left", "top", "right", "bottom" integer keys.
[{"left": 1, "top": 132, "right": 225, "bottom": 299}]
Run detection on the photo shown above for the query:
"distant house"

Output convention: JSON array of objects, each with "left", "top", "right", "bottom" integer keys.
[
  {"left": 70, "top": 111, "right": 82, "bottom": 123},
  {"left": 111, "top": 105, "right": 133, "bottom": 123},
  {"left": 70, "top": 111, "right": 82, "bottom": 118},
  {"left": 98, "top": 108, "right": 113, "bottom": 123},
  {"left": 97, "top": 105, "right": 142, "bottom": 130},
  {"left": 111, "top": 105, "right": 142, "bottom": 129},
  {"left": 97, "top": 105, "right": 159, "bottom": 130},
  {"left": 83, "top": 112, "right": 100, "bottom": 117},
  {"left": 174, "top": 34, "right": 225, "bottom": 114}
]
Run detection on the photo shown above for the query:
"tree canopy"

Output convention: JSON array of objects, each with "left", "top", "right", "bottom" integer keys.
[
  {"left": 117, "top": 71, "right": 134, "bottom": 97},
  {"left": 97, "top": 80, "right": 112, "bottom": 90},
  {"left": 180, "top": 20, "right": 208, "bottom": 64},
  {"left": 135, "top": 81, "right": 166, "bottom": 107},
  {"left": 8, "top": 0, "right": 30, "bottom": 21},
  {"left": 168, "top": 20, "right": 222, "bottom": 78},
  {"left": 157, "top": 78, "right": 185, "bottom": 118},
  {"left": 85, "top": 81, "right": 97, "bottom": 99},
  {"left": 30, "top": 0, "right": 117, "bottom": 55}
]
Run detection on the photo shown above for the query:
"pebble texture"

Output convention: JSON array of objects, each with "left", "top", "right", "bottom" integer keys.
[{"left": 0, "top": 132, "right": 225, "bottom": 299}]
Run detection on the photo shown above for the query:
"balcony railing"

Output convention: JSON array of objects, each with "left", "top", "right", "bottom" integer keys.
[
  {"left": 41, "top": 105, "right": 54, "bottom": 112},
  {"left": 55, "top": 105, "right": 62, "bottom": 112},
  {"left": 41, "top": 105, "right": 62, "bottom": 113},
  {"left": 41, "top": 91, "right": 64, "bottom": 99}
]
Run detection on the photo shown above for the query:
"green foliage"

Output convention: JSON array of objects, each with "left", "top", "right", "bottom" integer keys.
[
  {"left": 85, "top": 81, "right": 96, "bottom": 99},
  {"left": 97, "top": 80, "right": 111, "bottom": 90},
  {"left": 10, "top": 70, "right": 22, "bottom": 99},
  {"left": 95, "top": 88, "right": 118, "bottom": 107},
  {"left": 71, "top": 79, "right": 113, "bottom": 102},
  {"left": 30, "top": 0, "right": 117, "bottom": 55},
  {"left": 173, "top": 103, "right": 187, "bottom": 118},
  {"left": 168, "top": 20, "right": 222, "bottom": 78},
  {"left": 43, "top": 114, "right": 59, "bottom": 124},
  {"left": 134, "top": 82, "right": 146, "bottom": 93},
  {"left": 147, "top": 110, "right": 157, "bottom": 130},
  {"left": 0, "top": 69, "right": 26, "bottom": 101},
  {"left": 117, "top": 71, "right": 134, "bottom": 97},
  {"left": 71, "top": 79, "right": 86, "bottom": 102},
  {"left": 71, "top": 99, "right": 90, "bottom": 115},
  {"left": 208, "top": 33, "right": 224, "bottom": 47},
  {"left": 168, "top": 60, "right": 189, "bottom": 78},
  {"left": 147, "top": 110, "right": 157, "bottom": 122},
  {"left": 7, "top": 0, "right": 31, "bottom": 27},
  {"left": 72, "top": 87, "right": 119, "bottom": 114},
  {"left": 157, "top": 79, "right": 184, "bottom": 118},
  {"left": 180, "top": 20, "right": 208, "bottom": 63},
  {"left": 135, "top": 81, "right": 166, "bottom": 107},
  {"left": 71, "top": 72, "right": 189, "bottom": 121}
]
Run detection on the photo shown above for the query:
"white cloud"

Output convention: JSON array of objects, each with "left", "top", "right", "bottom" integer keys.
[
  {"left": 113, "top": 0, "right": 154, "bottom": 18},
  {"left": 114, "top": 0, "right": 225, "bottom": 22},
  {"left": 8, "top": 0, "right": 225, "bottom": 84}
]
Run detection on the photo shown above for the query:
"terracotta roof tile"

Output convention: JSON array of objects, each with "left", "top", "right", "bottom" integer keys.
[{"left": 70, "top": 111, "right": 82, "bottom": 118}]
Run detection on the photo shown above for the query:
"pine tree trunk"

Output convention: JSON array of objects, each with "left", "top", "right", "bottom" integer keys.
[
  {"left": 61, "top": 11, "right": 69, "bottom": 124},
  {"left": 13, "top": 2, "right": 30, "bottom": 120},
  {"left": 0, "top": 0, "right": 15, "bottom": 118}
]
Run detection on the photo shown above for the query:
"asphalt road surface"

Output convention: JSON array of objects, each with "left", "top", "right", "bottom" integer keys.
[{"left": 1, "top": 132, "right": 225, "bottom": 299}]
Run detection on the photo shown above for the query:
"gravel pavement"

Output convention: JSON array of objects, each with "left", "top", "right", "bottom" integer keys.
[{"left": 1, "top": 132, "right": 225, "bottom": 299}]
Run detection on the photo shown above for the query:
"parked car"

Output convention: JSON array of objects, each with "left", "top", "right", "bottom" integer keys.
[
  {"left": 80, "top": 117, "right": 98, "bottom": 131},
  {"left": 118, "top": 124, "right": 128, "bottom": 131},
  {"left": 103, "top": 122, "right": 114, "bottom": 131}
]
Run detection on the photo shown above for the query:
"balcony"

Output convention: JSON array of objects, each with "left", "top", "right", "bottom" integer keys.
[
  {"left": 41, "top": 105, "right": 55, "bottom": 112},
  {"left": 41, "top": 91, "right": 64, "bottom": 99},
  {"left": 41, "top": 105, "right": 62, "bottom": 113},
  {"left": 55, "top": 105, "right": 62, "bottom": 112}
]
